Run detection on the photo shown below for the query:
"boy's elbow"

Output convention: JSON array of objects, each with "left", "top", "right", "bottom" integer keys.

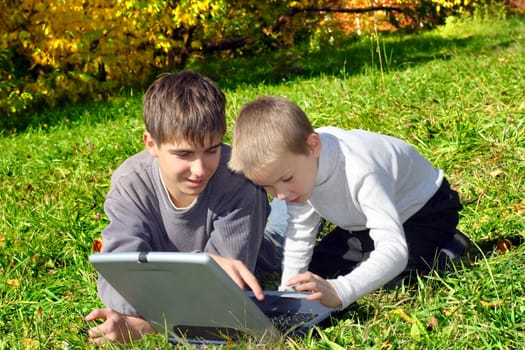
[
  {"left": 396, "top": 242, "right": 409, "bottom": 272},
  {"left": 377, "top": 239, "right": 409, "bottom": 276},
  {"left": 400, "top": 253, "right": 409, "bottom": 272}
]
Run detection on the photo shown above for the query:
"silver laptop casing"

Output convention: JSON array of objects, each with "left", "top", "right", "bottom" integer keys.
[{"left": 89, "top": 251, "right": 335, "bottom": 344}]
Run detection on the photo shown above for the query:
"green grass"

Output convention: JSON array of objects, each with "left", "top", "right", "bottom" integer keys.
[{"left": 1, "top": 15, "right": 524, "bottom": 349}]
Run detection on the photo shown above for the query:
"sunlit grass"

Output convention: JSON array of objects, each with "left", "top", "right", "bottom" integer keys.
[{"left": 1, "top": 15, "right": 524, "bottom": 349}]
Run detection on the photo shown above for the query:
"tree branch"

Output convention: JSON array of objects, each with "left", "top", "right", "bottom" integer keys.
[
  {"left": 203, "top": 37, "right": 249, "bottom": 54},
  {"left": 201, "top": 6, "right": 412, "bottom": 55},
  {"left": 289, "top": 5, "right": 406, "bottom": 15}
]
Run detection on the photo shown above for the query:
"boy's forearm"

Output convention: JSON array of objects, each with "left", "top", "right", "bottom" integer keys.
[{"left": 279, "top": 244, "right": 314, "bottom": 288}]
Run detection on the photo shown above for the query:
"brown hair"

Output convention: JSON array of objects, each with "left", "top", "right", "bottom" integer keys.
[
  {"left": 229, "top": 96, "right": 314, "bottom": 175},
  {"left": 142, "top": 71, "right": 226, "bottom": 146}
]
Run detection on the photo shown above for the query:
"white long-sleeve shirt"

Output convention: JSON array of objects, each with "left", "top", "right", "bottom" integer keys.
[{"left": 281, "top": 127, "right": 443, "bottom": 309}]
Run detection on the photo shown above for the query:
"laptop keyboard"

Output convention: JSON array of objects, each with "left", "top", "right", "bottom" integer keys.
[{"left": 267, "top": 312, "right": 317, "bottom": 333}]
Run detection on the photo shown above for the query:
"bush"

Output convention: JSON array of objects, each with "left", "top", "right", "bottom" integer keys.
[{"left": 0, "top": 0, "right": 508, "bottom": 130}]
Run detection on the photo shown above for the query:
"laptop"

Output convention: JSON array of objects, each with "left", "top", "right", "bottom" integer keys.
[{"left": 89, "top": 251, "right": 338, "bottom": 345}]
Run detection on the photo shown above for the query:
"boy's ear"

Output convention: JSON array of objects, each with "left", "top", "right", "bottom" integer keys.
[
  {"left": 306, "top": 133, "right": 321, "bottom": 156},
  {"left": 143, "top": 132, "right": 159, "bottom": 156}
]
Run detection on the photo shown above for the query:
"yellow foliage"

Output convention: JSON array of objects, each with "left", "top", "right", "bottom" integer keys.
[
  {"left": 1, "top": 0, "right": 470, "bottom": 121},
  {"left": 2, "top": 0, "right": 230, "bottom": 116}
]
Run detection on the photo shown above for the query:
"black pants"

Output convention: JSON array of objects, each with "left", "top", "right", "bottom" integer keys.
[{"left": 308, "top": 178, "right": 462, "bottom": 283}]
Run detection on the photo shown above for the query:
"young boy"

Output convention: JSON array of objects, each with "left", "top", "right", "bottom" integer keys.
[
  {"left": 85, "top": 72, "right": 279, "bottom": 344},
  {"left": 229, "top": 96, "right": 471, "bottom": 310}
]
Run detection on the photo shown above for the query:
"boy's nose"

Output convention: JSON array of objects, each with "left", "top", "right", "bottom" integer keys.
[
  {"left": 191, "top": 158, "right": 206, "bottom": 177},
  {"left": 276, "top": 193, "right": 287, "bottom": 200},
  {"left": 273, "top": 184, "right": 289, "bottom": 201}
]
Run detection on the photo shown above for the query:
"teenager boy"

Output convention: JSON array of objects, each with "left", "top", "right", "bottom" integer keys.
[
  {"left": 228, "top": 96, "right": 471, "bottom": 310},
  {"left": 85, "top": 72, "right": 278, "bottom": 343}
]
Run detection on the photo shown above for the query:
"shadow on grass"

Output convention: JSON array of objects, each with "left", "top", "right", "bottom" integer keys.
[
  {"left": 190, "top": 25, "right": 510, "bottom": 90},
  {"left": 6, "top": 15, "right": 523, "bottom": 133},
  {"left": 191, "top": 35, "right": 465, "bottom": 89},
  {"left": 1, "top": 94, "right": 143, "bottom": 137}
]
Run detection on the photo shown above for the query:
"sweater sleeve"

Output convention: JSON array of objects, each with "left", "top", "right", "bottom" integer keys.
[
  {"left": 279, "top": 203, "right": 321, "bottom": 289},
  {"left": 328, "top": 173, "right": 409, "bottom": 309},
  {"left": 97, "top": 179, "right": 157, "bottom": 315}
]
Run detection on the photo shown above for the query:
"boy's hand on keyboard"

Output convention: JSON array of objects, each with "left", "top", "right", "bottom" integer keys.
[
  {"left": 286, "top": 271, "right": 342, "bottom": 308},
  {"left": 207, "top": 253, "right": 264, "bottom": 301}
]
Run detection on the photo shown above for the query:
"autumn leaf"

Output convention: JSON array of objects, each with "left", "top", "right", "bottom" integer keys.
[
  {"left": 7, "top": 279, "right": 20, "bottom": 287},
  {"left": 23, "top": 338, "right": 39, "bottom": 348},
  {"left": 489, "top": 169, "right": 503, "bottom": 177},
  {"left": 480, "top": 299, "right": 504, "bottom": 308},
  {"left": 496, "top": 238, "right": 512, "bottom": 253},
  {"left": 92, "top": 239, "right": 103, "bottom": 252},
  {"left": 442, "top": 306, "right": 458, "bottom": 316},
  {"left": 426, "top": 316, "right": 439, "bottom": 331},
  {"left": 392, "top": 308, "right": 414, "bottom": 324}
]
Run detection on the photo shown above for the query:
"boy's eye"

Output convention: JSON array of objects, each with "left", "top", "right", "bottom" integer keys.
[
  {"left": 173, "top": 151, "right": 191, "bottom": 157},
  {"left": 282, "top": 176, "right": 293, "bottom": 183}
]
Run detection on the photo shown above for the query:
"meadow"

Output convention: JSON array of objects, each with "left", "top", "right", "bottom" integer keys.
[{"left": 1, "top": 15, "right": 524, "bottom": 349}]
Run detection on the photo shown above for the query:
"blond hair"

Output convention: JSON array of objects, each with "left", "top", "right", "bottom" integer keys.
[{"left": 229, "top": 96, "right": 314, "bottom": 176}]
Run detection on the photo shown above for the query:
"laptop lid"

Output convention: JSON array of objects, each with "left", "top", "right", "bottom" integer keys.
[{"left": 89, "top": 251, "right": 336, "bottom": 344}]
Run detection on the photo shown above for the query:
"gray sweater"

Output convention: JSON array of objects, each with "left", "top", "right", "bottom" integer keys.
[{"left": 97, "top": 145, "right": 270, "bottom": 315}]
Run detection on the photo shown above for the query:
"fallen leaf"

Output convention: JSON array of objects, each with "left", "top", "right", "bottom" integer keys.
[
  {"left": 496, "top": 238, "right": 512, "bottom": 253},
  {"left": 92, "top": 239, "right": 103, "bottom": 252},
  {"left": 489, "top": 169, "right": 503, "bottom": 177},
  {"left": 392, "top": 308, "right": 414, "bottom": 324},
  {"left": 442, "top": 306, "right": 457, "bottom": 316},
  {"left": 380, "top": 342, "right": 392, "bottom": 349},
  {"left": 480, "top": 300, "right": 504, "bottom": 308},
  {"left": 7, "top": 279, "right": 20, "bottom": 287},
  {"left": 426, "top": 316, "right": 439, "bottom": 331},
  {"left": 23, "top": 338, "right": 39, "bottom": 348}
]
